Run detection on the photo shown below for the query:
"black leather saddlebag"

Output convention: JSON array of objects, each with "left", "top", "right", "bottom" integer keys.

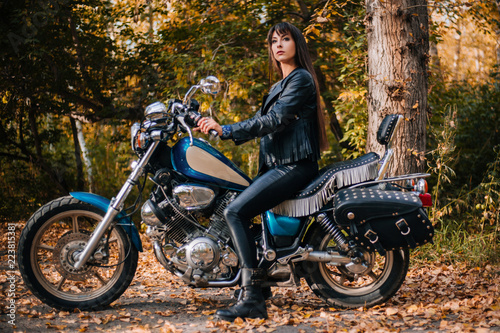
[{"left": 333, "top": 188, "right": 434, "bottom": 255}]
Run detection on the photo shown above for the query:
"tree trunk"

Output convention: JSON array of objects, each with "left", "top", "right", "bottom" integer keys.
[
  {"left": 70, "top": 117, "right": 84, "bottom": 191},
  {"left": 495, "top": 0, "right": 500, "bottom": 71},
  {"left": 75, "top": 119, "right": 93, "bottom": 192},
  {"left": 365, "top": 0, "right": 429, "bottom": 175},
  {"left": 453, "top": 22, "right": 462, "bottom": 82},
  {"left": 428, "top": 16, "right": 441, "bottom": 80}
]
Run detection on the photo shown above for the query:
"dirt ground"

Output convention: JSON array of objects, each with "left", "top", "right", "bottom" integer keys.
[{"left": 1, "top": 221, "right": 499, "bottom": 333}]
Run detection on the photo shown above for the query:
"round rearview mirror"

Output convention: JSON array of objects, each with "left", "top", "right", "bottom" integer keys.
[{"left": 200, "top": 76, "right": 220, "bottom": 95}]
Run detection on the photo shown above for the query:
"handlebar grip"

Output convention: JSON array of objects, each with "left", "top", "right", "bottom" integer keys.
[
  {"left": 209, "top": 129, "right": 219, "bottom": 138},
  {"left": 185, "top": 110, "right": 219, "bottom": 138},
  {"left": 185, "top": 111, "right": 201, "bottom": 127}
]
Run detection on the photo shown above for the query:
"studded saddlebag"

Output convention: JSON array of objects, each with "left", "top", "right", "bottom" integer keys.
[{"left": 333, "top": 188, "right": 434, "bottom": 256}]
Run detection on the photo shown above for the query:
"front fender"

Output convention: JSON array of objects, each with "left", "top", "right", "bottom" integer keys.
[{"left": 70, "top": 192, "right": 143, "bottom": 252}]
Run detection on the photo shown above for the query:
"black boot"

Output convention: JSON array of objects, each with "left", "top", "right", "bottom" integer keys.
[
  {"left": 234, "top": 286, "right": 272, "bottom": 300},
  {"left": 216, "top": 268, "right": 268, "bottom": 321}
]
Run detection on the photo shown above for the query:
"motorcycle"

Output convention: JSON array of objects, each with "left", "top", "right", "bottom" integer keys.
[{"left": 18, "top": 76, "right": 434, "bottom": 311}]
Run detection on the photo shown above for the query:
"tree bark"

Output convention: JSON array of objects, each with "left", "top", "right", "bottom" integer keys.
[
  {"left": 70, "top": 117, "right": 84, "bottom": 191},
  {"left": 495, "top": 0, "right": 500, "bottom": 72},
  {"left": 75, "top": 118, "right": 93, "bottom": 192},
  {"left": 365, "top": 0, "right": 429, "bottom": 175}
]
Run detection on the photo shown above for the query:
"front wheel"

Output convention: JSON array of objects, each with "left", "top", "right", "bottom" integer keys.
[
  {"left": 18, "top": 196, "right": 138, "bottom": 310},
  {"left": 301, "top": 225, "right": 409, "bottom": 309}
]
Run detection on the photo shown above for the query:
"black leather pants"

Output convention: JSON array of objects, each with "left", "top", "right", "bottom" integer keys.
[{"left": 224, "top": 159, "right": 318, "bottom": 269}]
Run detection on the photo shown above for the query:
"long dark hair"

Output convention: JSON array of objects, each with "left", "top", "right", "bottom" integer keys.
[{"left": 267, "top": 22, "right": 328, "bottom": 152}]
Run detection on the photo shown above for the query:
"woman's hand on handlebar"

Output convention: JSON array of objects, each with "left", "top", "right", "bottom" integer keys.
[{"left": 194, "top": 117, "right": 223, "bottom": 136}]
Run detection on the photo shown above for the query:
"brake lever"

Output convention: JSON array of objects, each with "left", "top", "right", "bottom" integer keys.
[{"left": 176, "top": 115, "right": 194, "bottom": 146}]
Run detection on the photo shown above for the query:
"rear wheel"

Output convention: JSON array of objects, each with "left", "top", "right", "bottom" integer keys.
[
  {"left": 18, "top": 196, "right": 138, "bottom": 310},
  {"left": 302, "top": 225, "right": 409, "bottom": 308}
]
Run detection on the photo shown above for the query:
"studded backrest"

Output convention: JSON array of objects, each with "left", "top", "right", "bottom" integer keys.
[{"left": 377, "top": 114, "right": 401, "bottom": 146}]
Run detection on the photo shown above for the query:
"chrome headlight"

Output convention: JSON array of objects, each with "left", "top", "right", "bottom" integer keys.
[{"left": 145, "top": 101, "right": 168, "bottom": 120}]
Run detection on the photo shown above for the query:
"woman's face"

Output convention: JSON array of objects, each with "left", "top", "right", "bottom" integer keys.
[{"left": 271, "top": 31, "right": 296, "bottom": 67}]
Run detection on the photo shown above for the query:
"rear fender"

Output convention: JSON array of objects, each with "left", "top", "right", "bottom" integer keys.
[{"left": 70, "top": 192, "right": 143, "bottom": 252}]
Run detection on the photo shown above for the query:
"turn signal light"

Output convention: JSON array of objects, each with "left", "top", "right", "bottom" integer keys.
[
  {"left": 135, "top": 132, "right": 149, "bottom": 149},
  {"left": 412, "top": 179, "right": 428, "bottom": 194}
]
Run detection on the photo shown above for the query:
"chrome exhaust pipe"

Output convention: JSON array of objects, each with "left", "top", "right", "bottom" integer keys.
[{"left": 306, "top": 251, "right": 352, "bottom": 265}]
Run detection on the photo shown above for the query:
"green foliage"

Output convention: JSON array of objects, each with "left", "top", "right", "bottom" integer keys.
[
  {"left": 0, "top": 114, "right": 77, "bottom": 220},
  {"left": 85, "top": 121, "right": 134, "bottom": 198},
  {"left": 313, "top": 0, "right": 368, "bottom": 159},
  {"left": 426, "top": 106, "right": 457, "bottom": 218},
  {"left": 0, "top": 0, "right": 140, "bottom": 220},
  {"left": 421, "top": 0, "right": 500, "bottom": 265},
  {"left": 0, "top": 160, "right": 53, "bottom": 219},
  {"left": 2, "top": 0, "right": 359, "bottom": 217},
  {"left": 414, "top": 219, "right": 498, "bottom": 266},
  {"left": 426, "top": 79, "right": 500, "bottom": 264},
  {"left": 428, "top": 81, "right": 500, "bottom": 192}
]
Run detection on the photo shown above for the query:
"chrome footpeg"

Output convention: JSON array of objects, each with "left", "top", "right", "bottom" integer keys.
[{"left": 277, "top": 246, "right": 313, "bottom": 265}]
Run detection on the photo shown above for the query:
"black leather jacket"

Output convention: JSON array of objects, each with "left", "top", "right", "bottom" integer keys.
[{"left": 229, "top": 68, "right": 321, "bottom": 171}]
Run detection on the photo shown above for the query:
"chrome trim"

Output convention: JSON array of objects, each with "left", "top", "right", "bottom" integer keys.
[
  {"left": 264, "top": 249, "right": 276, "bottom": 261},
  {"left": 415, "top": 178, "right": 427, "bottom": 194},
  {"left": 206, "top": 270, "right": 241, "bottom": 287},
  {"left": 377, "top": 148, "right": 394, "bottom": 180},
  {"left": 277, "top": 246, "right": 313, "bottom": 265},
  {"left": 200, "top": 76, "right": 220, "bottom": 95},
  {"left": 306, "top": 251, "right": 352, "bottom": 265},
  {"left": 131, "top": 122, "right": 140, "bottom": 149},
  {"left": 74, "top": 141, "right": 160, "bottom": 269},
  {"left": 185, "top": 237, "right": 219, "bottom": 270},
  {"left": 173, "top": 185, "right": 215, "bottom": 210},
  {"left": 377, "top": 115, "right": 403, "bottom": 180},
  {"left": 348, "top": 173, "right": 431, "bottom": 189},
  {"left": 144, "top": 101, "right": 168, "bottom": 120},
  {"left": 153, "top": 241, "right": 183, "bottom": 278},
  {"left": 141, "top": 201, "right": 162, "bottom": 226},
  {"left": 176, "top": 114, "right": 194, "bottom": 146}
]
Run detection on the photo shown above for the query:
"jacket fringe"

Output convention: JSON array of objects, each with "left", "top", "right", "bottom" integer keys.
[{"left": 272, "top": 160, "right": 379, "bottom": 217}]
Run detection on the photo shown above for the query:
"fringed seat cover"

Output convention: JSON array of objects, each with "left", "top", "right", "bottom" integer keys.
[{"left": 272, "top": 152, "right": 380, "bottom": 217}]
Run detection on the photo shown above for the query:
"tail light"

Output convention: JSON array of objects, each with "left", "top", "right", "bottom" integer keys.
[
  {"left": 411, "top": 178, "right": 431, "bottom": 207},
  {"left": 419, "top": 193, "right": 432, "bottom": 207}
]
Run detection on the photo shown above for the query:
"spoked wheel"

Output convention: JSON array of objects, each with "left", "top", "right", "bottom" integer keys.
[
  {"left": 303, "top": 225, "right": 409, "bottom": 309},
  {"left": 18, "top": 196, "right": 138, "bottom": 310}
]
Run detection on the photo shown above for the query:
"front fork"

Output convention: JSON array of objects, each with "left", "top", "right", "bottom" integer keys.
[{"left": 73, "top": 141, "right": 160, "bottom": 270}]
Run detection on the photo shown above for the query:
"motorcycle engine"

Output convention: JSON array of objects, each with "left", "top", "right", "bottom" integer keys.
[{"left": 141, "top": 175, "right": 238, "bottom": 286}]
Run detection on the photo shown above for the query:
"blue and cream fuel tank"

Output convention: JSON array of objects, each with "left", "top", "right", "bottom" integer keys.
[{"left": 171, "top": 137, "right": 252, "bottom": 191}]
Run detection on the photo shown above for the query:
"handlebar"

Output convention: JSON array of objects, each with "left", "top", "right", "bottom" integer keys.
[
  {"left": 168, "top": 107, "right": 218, "bottom": 146},
  {"left": 142, "top": 77, "right": 221, "bottom": 146},
  {"left": 184, "top": 110, "right": 219, "bottom": 139}
]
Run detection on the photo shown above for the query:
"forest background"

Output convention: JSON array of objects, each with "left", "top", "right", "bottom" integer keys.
[{"left": 0, "top": 0, "right": 499, "bottom": 265}]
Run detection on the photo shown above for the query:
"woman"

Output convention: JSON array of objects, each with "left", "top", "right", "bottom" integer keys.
[{"left": 195, "top": 22, "right": 328, "bottom": 321}]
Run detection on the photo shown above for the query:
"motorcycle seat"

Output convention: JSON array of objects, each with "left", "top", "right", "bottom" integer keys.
[{"left": 272, "top": 152, "right": 380, "bottom": 217}]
